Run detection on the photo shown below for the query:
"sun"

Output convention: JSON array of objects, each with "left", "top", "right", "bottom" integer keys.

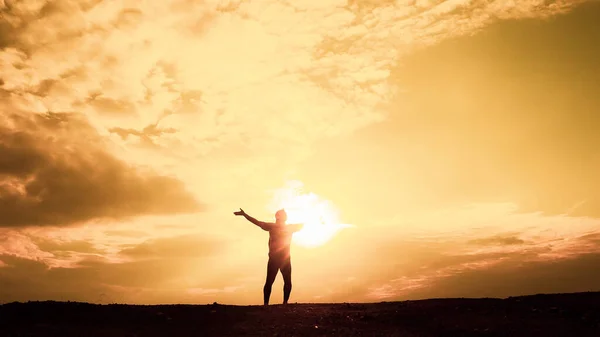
[{"left": 268, "top": 180, "right": 353, "bottom": 247}]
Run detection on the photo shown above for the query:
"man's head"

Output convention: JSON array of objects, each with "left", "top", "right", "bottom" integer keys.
[{"left": 275, "top": 209, "right": 287, "bottom": 223}]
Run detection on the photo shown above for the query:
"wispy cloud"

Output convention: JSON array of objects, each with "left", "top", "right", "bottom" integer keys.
[
  {"left": 0, "top": 0, "right": 586, "bottom": 170},
  {"left": 362, "top": 202, "right": 600, "bottom": 300}
]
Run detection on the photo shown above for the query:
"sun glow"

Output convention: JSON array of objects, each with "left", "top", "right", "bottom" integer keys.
[{"left": 269, "top": 181, "right": 353, "bottom": 247}]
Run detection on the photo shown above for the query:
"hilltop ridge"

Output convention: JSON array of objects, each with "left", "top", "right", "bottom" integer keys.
[{"left": 1, "top": 291, "right": 599, "bottom": 336}]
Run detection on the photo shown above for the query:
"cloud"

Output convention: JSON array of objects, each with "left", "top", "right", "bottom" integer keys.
[
  {"left": 0, "top": 213, "right": 231, "bottom": 270},
  {"left": 0, "top": 255, "right": 155, "bottom": 303},
  {"left": 0, "top": 233, "right": 240, "bottom": 304},
  {"left": 109, "top": 123, "right": 178, "bottom": 149},
  {"left": 310, "top": 201, "right": 600, "bottom": 301},
  {"left": 469, "top": 235, "right": 526, "bottom": 246},
  {"left": 1, "top": 202, "right": 599, "bottom": 304},
  {"left": 0, "top": 0, "right": 587, "bottom": 174},
  {"left": 412, "top": 253, "right": 600, "bottom": 299},
  {"left": 0, "top": 110, "right": 202, "bottom": 227},
  {"left": 119, "top": 234, "right": 225, "bottom": 259},
  {"left": 32, "top": 237, "right": 101, "bottom": 254}
]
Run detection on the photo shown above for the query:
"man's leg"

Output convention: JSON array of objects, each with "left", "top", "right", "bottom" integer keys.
[
  {"left": 263, "top": 257, "right": 279, "bottom": 305},
  {"left": 280, "top": 258, "right": 292, "bottom": 304}
]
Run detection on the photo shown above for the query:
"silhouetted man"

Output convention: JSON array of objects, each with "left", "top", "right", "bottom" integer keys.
[{"left": 234, "top": 208, "right": 303, "bottom": 305}]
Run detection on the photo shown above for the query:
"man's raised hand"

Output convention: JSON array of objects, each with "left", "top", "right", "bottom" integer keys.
[{"left": 234, "top": 208, "right": 245, "bottom": 216}]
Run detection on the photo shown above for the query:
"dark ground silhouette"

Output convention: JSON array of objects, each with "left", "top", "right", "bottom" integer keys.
[{"left": 1, "top": 292, "right": 599, "bottom": 336}]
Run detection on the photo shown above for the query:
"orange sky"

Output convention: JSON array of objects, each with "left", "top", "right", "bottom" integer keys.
[{"left": 1, "top": 0, "right": 600, "bottom": 305}]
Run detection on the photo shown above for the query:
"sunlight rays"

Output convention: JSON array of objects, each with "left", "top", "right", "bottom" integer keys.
[{"left": 268, "top": 180, "right": 353, "bottom": 247}]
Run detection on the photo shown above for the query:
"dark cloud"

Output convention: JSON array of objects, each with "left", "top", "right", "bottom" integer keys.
[
  {"left": 0, "top": 0, "right": 103, "bottom": 54},
  {"left": 311, "top": 225, "right": 600, "bottom": 302},
  {"left": 0, "top": 232, "right": 232, "bottom": 304},
  {"left": 0, "top": 18, "right": 17, "bottom": 49},
  {"left": 0, "top": 111, "right": 202, "bottom": 227},
  {"left": 109, "top": 123, "right": 178, "bottom": 148},
  {"left": 84, "top": 96, "right": 138, "bottom": 116},
  {"left": 403, "top": 253, "right": 600, "bottom": 300},
  {"left": 469, "top": 235, "right": 526, "bottom": 246},
  {"left": 119, "top": 234, "right": 224, "bottom": 259},
  {"left": 580, "top": 232, "right": 600, "bottom": 245},
  {"left": 103, "top": 229, "right": 149, "bottom": 238},
  {"left": 0, "top": 1, "right": 26, "bottom": 50},
  {"left": 113, "top": 8, "right": 144, "bottom": 30},
  {"left": 32, "top": 238, "right": 102, "bottom": 255},
  {"left": 0, "top": 255, "right": 177, "bottom": 303}
]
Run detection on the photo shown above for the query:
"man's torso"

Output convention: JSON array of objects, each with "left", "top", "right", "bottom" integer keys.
[{"left": 268, "top": 226, "right": 295, "bottom": 259}]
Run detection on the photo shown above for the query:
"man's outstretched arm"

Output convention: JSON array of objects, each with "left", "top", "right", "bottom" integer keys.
[{"left": 234, "top": 208, "right": 273, "bottom": 231}]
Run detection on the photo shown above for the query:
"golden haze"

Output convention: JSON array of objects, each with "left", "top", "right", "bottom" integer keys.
[{"left": 0, "top": 0, "right": 599, "bottom": 304}]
